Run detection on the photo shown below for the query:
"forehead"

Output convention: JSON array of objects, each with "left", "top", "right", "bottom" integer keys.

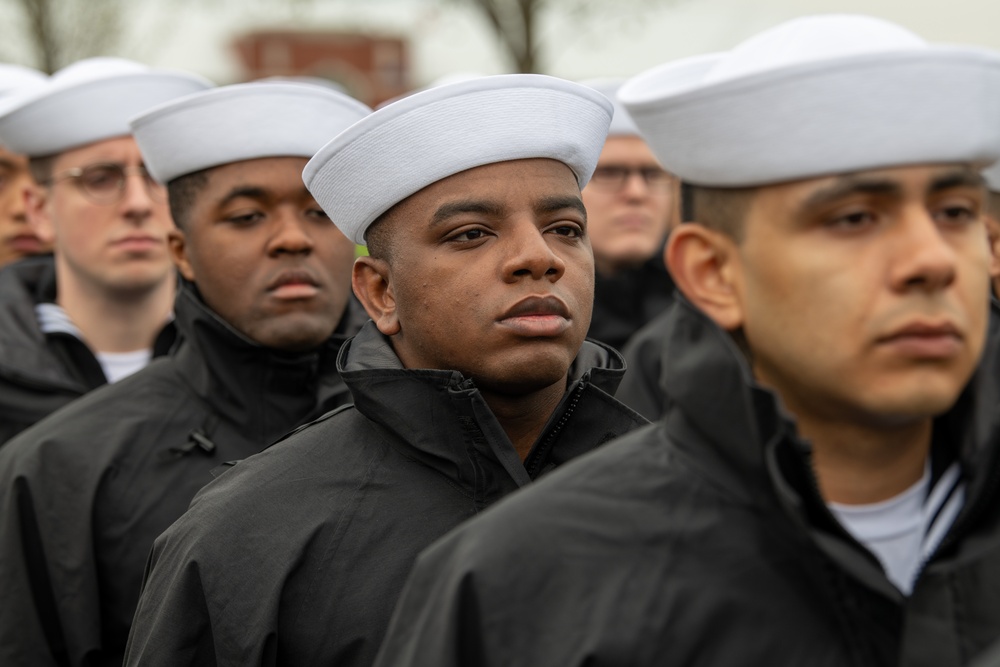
[
  {"left": 392, "top": 157, "right": 580, "bottom": 217},
  {"left": 199, "top": 156, "right": 311, "bottom": 199},
  {"left": 596, "top": 135, "right": 660, "bottom": 165},
  {"left": 52, "top": 135, "right": 141, "bottom": 170},
  {"left": 0, "top": 145, "right": 27, "bottom": 169}
]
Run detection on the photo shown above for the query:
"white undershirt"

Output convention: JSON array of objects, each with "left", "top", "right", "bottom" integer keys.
[
  {"left": 95, "top": 349, "right": 152, "bottom": 384},
  {"left": 829, "top": 461, "right": 964, "bottom": 595}
]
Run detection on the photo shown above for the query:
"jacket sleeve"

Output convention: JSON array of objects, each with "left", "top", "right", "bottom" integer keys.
[
  {"left": 0, "top": 433, "right": 105, "bottom": 667},
  {"left": 123, "top": 475, "right": 286, "bottom": 667},
  {"left": 615, "top": 324, "right": 668, "bottom": 422},
  {"left": 374, "top": 536, "right": 496, "bottom": 667},
  {"left": 123, "top": 534, "right": 219, "bottom": 667}
]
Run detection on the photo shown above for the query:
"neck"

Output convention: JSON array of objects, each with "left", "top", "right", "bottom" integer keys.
[
  {"left": 796, "top": 413, "right": 932, "bottom": 505},
  {"left": 57, "top": 272, "right": 174, "bottom": 354},
  {"left": 480, "top": 379, "right": 568, "bottom": 461}
]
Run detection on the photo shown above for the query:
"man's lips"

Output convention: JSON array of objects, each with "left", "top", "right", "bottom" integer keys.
[
  {"left": 110, "top": 235, "right": 162, "bottom": 251},
  {"left": 497, "top": 295, "right": 572, "bottom": 337},
  {"left": 267, "top": 269, "right": 321, "bottom": 299},
  {"left": 876, "top": 321, "right": 963, "bottom": 359},
  {"left": 6, "top": 234, "right": 46, "bottom": 253}
]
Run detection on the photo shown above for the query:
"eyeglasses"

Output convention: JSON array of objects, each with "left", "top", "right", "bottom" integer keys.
[
  {"left": 589, "top": 165, "right": 672, "bottom": 192},
  {"left": 45, "top": 162, "right": 165, "bottom": 205}
]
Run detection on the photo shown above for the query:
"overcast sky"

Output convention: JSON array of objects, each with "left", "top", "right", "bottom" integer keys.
[{"left": 19, "top": 0, "right": 1000, "bottom": 87}]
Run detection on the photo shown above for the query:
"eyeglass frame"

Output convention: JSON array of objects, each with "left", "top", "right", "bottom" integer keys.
[
  {"left": 42, "top": 162, "right": 166, "bottom": 205},
  {"left": 587, "top": 164, "right": 672, "bottom": 193}
]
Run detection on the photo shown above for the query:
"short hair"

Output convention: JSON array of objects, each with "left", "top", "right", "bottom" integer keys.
[
  {"left": 363, "top": 205, "right": 398, "bottom": 262},
  {"left": 684, "top": 183, "right": 757, "bottom": 242},
  {"left": 166, "top": 169, "right": 210, "bottom": 230},
  {"left": 28, "top": 154, "right": 57, "bottom": 185},
  {"left": 988, "top": 191, "right": 1000, "bottom": 222}
]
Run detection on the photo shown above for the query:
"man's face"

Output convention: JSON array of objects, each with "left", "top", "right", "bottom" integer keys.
[
  {"left": 172, "top": 156, "right": 355, "bottom": 351},
  {"left": 733, "top": 164, "right": 990, "bottom": 425},
  {"left": 29, "top": 135, "right": 175, "bottom": 295},
  {"left": 366, "top": 158, "right": 594, "bottom": 395},
  {"left": 0, "top": 145, "right": 50, "bottom": 267},
  {"left": 582, "top": 136, "right": 673, "bottom": 276}
]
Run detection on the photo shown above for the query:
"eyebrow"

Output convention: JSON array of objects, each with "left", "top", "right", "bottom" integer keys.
[
  {"left": 430, "top": 199, "right": 507, "bottom": 227},
  {"left": 535, "top": 195, "right": 587, "bottom": 219},
  {"left": 799, "top": 177, "right": 902, "bottom": 212},
  {"left": 219, "top": 186, "right": 270, "bottom": 208},
  {"left": 798, "top": 167, "right": 987, "bottom": 214},
  {"left": 928, "top": 169, "right": 985, "bottom": 193}
]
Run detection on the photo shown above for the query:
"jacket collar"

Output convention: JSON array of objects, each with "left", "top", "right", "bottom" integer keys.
[
  {"left": 338, "top": 321, "right": 645, "bottom": 496},
  {"left": 0, "top": 256, "right": 85, "bottom": 391},
  {"left": 171, "top": 281, "right": 364, "bottom": 443},
  {"left": 660, "top": 296, "right": 1000, "bottom": 598},
  {"left": 660, "top": 296, "right": 1000, "bottom": 489}
]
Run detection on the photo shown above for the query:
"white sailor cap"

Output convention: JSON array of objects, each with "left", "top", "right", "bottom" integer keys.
[
  {"left": 581, "top": 78, "right": 640, "bottom": 137},
  {"left": 984, "top": 162, "right": 1000, "bottom": 194},
  {"left": 304, "top": 73, "right": 613, "bottom": 245},
  {"left": 0, "top": 57, "right": 212, "bottom": 157},
  {"left": 619, "top": 14, "right": 1000, "bottom": 187},
  {"left": 130, "top": 82, "right": 372, "bottom": 184},
  {"left": 0, "top": 64, "right": 46, "bottom": 108}
]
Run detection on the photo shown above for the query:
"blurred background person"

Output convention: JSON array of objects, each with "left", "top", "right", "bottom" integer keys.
[
  {"left": 582, "top": 78, "right": 678, "bottom": 352},
  {"left": 0, "top": 64, "right": 49, "bottom": 269},
  {"left": 983, "top": 161, "right": 1000, "bottom": 296},
  {"left": 0, "top": 58, "right": 209, "bottom": 444},
  {"left": 0, "top": 81, "right": 370, "bottom": 667}
]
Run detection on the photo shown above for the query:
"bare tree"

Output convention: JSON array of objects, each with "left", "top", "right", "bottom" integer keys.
[
  {"left": 453, "top": 0, "right": 677, "bottom": 73},
  {"left": 0, "top": 0, "right": 133, "bottom": 72}
]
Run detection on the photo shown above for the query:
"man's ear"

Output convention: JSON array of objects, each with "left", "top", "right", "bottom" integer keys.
[
  {"left": 25, "top": 185, "right": 54, "bottom": 244},
  {"left": 168, "top": 229, "right": 196, "bottom": 282},
  {"left": 665, "top": 223, "right": 744, "bottom": 330},
  {"left": 985, "top": 214, "right": 1000, "bottom": 280},
  {"left": 353, "top": 256, "right": 400, "bottom": 336}
]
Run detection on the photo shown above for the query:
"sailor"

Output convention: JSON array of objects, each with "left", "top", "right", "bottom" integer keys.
[
  {"left": 124, "top": 74, "right": 647, "bottom": 667},
  {"left": 0, "top": 81, "right": 371, "bottom": 667},
  {"left": 375, "top": 15, "right": 1000, "bottom": 667},
  {"left": 0, "top": 57, "right": 209, "bottom": 442}
]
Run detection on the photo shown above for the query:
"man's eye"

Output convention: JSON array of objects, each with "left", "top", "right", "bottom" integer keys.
[
  {"left": 452, "top": 229, "right": 486, "bottom": 242},
  {"left": 82, "top": 167, "right": 121, "bottom": 191},
  {"left": 551, "top": 224, "right": 583, "bottom": 237},
  {"left": 305, "top": 208, "right": 329, "bottom": 220},
  {"left": 827, "top": 210, "right": 877, "bottom": 229},
  {"left": 225, "top": 211, "right": 263, "bottom": 225},
  {"left": 935, "top": 205, "right": 977, "bottom": 225}
]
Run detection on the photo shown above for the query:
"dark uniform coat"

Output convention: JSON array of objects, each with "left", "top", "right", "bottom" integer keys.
[
  {"left": 123, "top": 322, "right": 647, "bottom": 667},
  {"left": 614, "top": 307, "right": 672, "bottom": 420},
  {"left": 586, "top": 252, "right": 675, "bottom": 352},
  {"left": 375, "top": 299, "right": 1000, "bottom": 667},
  {"left": 0, "top": 255, "right": 174, "bottom": 444},
  {"left": 0, "top": 283, "right": 363, "bottom": 667}
]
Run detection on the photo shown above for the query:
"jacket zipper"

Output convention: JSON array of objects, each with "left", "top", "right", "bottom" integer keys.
[{"left": 525, "top": 381, "right": 585, "bottom": 479}]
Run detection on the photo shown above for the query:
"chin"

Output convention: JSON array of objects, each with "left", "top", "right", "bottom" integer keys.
[
  {"left": 477, "top": 358, "right": 575, "bottom": 396},
  {"left": 252, "top": 320, "right": 336, "bottom": 352}
]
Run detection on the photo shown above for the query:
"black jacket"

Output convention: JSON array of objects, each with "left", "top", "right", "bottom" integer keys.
[
  {"left": 375, "top": 298, "right": 1000, "bottom": 667},
  {"left": 614, "top": 307, "right": 672, "bottom": 420},
  {"left": 586, "top": 252, "right": 675, "bottom": 352},
  {"left": 123, "top": 323, "right": 647, "bottom": 667},
  {"left": 0, "top": 256, "right": 174, "bottom": 444},
  {"left": 0, "top": 283, "right": 364, "bottom": 667}
]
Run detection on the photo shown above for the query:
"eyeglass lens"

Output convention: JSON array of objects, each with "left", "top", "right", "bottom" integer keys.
[
  {"left": 591, "top": 165, "right": 670, "bottom": 190},
  {"left": 60, "top": 163, "right": 165, "bottom": 204}
]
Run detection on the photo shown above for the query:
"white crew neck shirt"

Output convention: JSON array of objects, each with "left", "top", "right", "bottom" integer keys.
[
  {"left": 829, "top": 461, "right": 964, "bottom": 595},
  {"left": 95, "top": 349, "right": 153, "bottom": 384}
]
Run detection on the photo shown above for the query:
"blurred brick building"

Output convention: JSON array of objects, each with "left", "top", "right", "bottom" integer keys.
[{"left": 233, "top": 30, "right": 410, "bottom": 106}]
